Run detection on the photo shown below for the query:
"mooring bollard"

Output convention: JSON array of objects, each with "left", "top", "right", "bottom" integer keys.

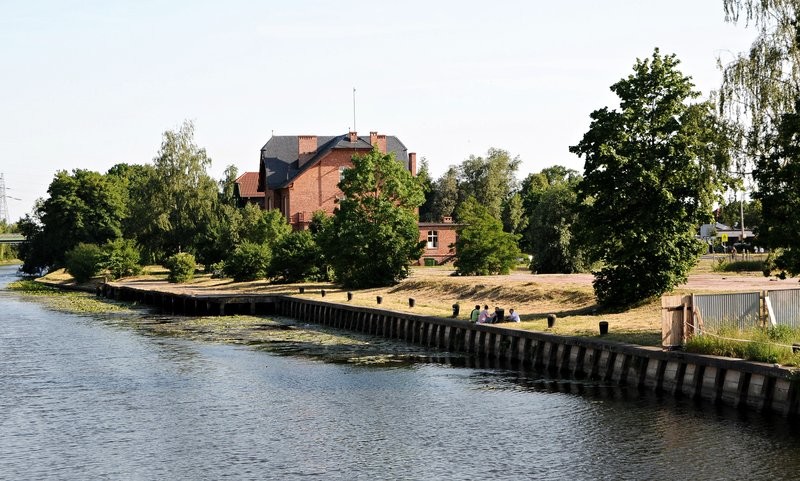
[
  {"left": 547, "top": 313, "right": 557, "bottom": 328},
  {"left": 452, "top": 303, "right": 460, "bottom": 317},
  {"left": 409, "top": 298, "right": 415, "bottom": 308},
  {"left": 793, "top": 343, "right": 800, "bottom": 354},
  {"left": 347, "top": 292, "right": 353, "bottom": 301},
  {"left": 320, "top": 289, "right": 326, "bottom": 297},
  {"left": 377, "top": 296, "right": 383, "bottom": 304},
  {"left": 599, "top": 321, "right": 609, "bottom": 336},
  {"left": 299, "top": 287, "right": 305, "bottom": 294}
]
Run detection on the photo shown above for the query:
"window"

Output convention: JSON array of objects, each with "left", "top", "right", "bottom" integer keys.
[
  {"left": 339, "top": 166, "right": 348, "bottom": 182},
  {"left": 427, "top": 230, "right": 438, "bottom": 249}
]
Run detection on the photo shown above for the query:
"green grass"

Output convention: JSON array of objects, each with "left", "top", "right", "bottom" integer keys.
[{"left": 685, "top": 325, "right": 800, "bottom": 366}]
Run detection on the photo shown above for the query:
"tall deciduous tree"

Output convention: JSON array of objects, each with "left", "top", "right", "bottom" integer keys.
[
  {"left": 719, "top": 0, "right": 800, "bottom": 158},
  {"left": 429, "top": 166, "right": 459, "bottom": 221},
  {"left": 19, "top": 169, "right": 125, "bottom": 274},
  {"left": 417, "top": 157, "right": 436, "bottom": 222},
  {"left": 317, "top": 146, "right": 425, "bottom": 288},
  {"left": 132, "top": 120, "right": 219, "bottom": 261},
  {"left": 720, "top": 1, "right": 800, "bottom": 273},
  {"left": 571, "top": 50, "right": 731, "bottom": 307},
  {"left": 454, "top": 196, "right": 521, "bottom": 276},
  {"left": 457, "top": 148, "right": 521, "bottom": 220},
  {"left": 755, "top": 101, "right": 800, "bottom": 274}
]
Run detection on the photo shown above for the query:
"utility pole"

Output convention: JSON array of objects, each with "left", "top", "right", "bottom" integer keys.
[{"left": 0, "top": 173, "right": 9, "bottom": 225}]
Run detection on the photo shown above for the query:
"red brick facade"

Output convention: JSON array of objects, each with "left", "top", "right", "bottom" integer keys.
[
  {"left": 418, "top": 221, "right": 459, "bottom": 265},
  {"left": 258, "top": 131, "right": 456, "bottom": 265}
]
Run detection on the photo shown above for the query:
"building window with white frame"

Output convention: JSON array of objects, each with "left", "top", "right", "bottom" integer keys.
[{"left": 427, "top": 230, "right": 438, "bottom": 249}]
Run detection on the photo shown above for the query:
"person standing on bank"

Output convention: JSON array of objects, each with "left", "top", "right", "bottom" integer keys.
[{"left": 470, "top": 305, "right": 481, "bottom": 323}]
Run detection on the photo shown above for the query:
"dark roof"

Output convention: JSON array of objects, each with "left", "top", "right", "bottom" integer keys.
[
  {"left": 234, "top": 172, "right": 264, "bottom": 199},
  {"left": 259, "top": 134, "right": 409, "bottom": 190}
]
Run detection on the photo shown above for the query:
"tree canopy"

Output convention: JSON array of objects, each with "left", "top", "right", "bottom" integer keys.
[
  {"left": 571, "top": 49, "right": 732, "bottom": 307},
  {"left": 131, "top": 120, "right": 218, "bottom": 261},
  {"left": 317, "top": 146, "right": 425, "bottom": 288},
  {"left": 453, "top": 196, "right": 521, "bottom": 276}
]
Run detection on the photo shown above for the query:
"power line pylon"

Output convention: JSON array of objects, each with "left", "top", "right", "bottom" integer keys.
[{"left": 0, "top": 173, "right": 9, "bottom": 224}]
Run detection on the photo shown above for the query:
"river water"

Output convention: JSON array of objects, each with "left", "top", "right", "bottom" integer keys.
[{"left": 2, "top": 265, "right": 800, "bottom": 480}]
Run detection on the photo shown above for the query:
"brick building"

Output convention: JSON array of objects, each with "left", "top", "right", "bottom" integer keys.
[
  {"left": 257, "top": 130, "right": 458, "bottom": 264},
  {"left": 233, "top": 172, "right": 265, "bottom": 208},
  {"left": 418, "top": 217, "right": 459, "bottom": 265}
]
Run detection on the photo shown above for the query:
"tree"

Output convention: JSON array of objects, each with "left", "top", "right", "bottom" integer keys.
[
  {"left": 429, "top": 166, "right": 459, "bottom": 221},
  {"left": 219, "top": 165, "right": 239, "bottom": 207},
  {"left": 457, "top": 148, "right": 521, "bottom": 220},
  {"left": 570, "top": 50, "right": 732, "bottom": 307},
  {"left": 719, "top": 0, "right": 800, "bottom": 159},
  {"left": 717, "top": 198, "right": 762, "bottom": 230},
  {"left": 318, "top": 146, "right": 424, "bottom": 288},
  {"left": 528, "top": 183, "right": 587, "bottom": 274},
  {"left": 754, "top": 101, "right": 800, "bottom": 274},
  {"left": 19, "top": 169, "right": 125, "bottom": 274},
  {"left": 453, "top": 196, "right": 521, "bottom": 276},
  {"left": 519, "top": 166, "right": 580, "bottom": 253},
  {"left": 719, "top": 1, "right": 800, "bottom": 273},
  {"left": 269, "top": 230, "right": 325, "bottom": 283},
  {"left": 417, "top": 157, "right": 436, "bottom": 222},
  {"left": 132, "top": 120, "right": 219, "bottom": 261}
]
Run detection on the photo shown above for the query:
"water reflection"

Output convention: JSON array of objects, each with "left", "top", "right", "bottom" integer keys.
[{"left": 3, "top": 265, "right": 800, "bottom": 480}]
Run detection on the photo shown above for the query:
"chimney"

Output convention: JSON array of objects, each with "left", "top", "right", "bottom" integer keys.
[
  {"left": 369, "top": 131, "right": 388, "bottom": 152},
  {"left": 443, "top": 216, "right": 453, "bottom": 223},
  {"left": 298, "top": 135, "right": 317, "bottom": 168},
  {"left": 348, "top": 131, "right": 358, "bottom": 143},
  {"left": 409, "top": 152, "right": 417, "bottom": 176}
]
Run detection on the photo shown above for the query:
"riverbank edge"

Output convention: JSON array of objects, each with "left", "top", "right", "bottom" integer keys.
[{"left": 96, "top": 281, "right": 800, "bottom": 418}]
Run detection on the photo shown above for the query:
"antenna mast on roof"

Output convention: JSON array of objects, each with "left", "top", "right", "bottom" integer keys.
[{"left": 352, "top": 87, "right": 356, "bottom": 132}]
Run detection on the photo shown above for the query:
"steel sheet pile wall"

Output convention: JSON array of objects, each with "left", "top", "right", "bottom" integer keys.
[
  {"left": 274, "top": 297, "right": 800, "bottom": 418},
  {"left": 97, "top": 283, "right": 800, "bottom": 418}
]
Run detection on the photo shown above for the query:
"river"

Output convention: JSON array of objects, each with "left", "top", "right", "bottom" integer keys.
[{"left": 2, "top": 265, "right": 800, "bottom": 480}]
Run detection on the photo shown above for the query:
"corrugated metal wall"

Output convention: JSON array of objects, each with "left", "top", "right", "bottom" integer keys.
[
  {"left": 767, "top": 289, "right": 800, "bottom": 328},
  {"left": 694, "top": 292, "right": 761, "bottom": 331}
]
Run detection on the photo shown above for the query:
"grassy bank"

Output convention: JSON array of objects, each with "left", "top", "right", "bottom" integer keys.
[{"left": 686, "top": 325, "right": 800, "bottom": 366}]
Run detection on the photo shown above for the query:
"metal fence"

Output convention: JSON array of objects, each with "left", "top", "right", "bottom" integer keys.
[
  {"left": 767, "top": 289, "right": 800, "bottom": 328},
  {"left": 694, "top": 292, "right": 761, "bottom": 332}
]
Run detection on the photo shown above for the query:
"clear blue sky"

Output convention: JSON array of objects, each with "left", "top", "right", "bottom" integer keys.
[{"left": 0, "top": 1, "right": 754, "bottom": 222}]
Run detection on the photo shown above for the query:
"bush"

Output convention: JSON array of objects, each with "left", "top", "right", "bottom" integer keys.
[
  {"left": 712, "top": 259, "right": 765, "bottom": 273},
  {"left": 269, "top": 231, "right": 325, "bottom": 283},
  {"left": 224, "top": 242, "right": 271, "bottom": 282},
  {"left": 164, "top": 252, "right": 196, "bottom": 283},
  {"left": 102, "top": 239, "right": 141, "bottom": 279},
  {"left": 64, "top": 243, "right": 104, "bottom": 283}
]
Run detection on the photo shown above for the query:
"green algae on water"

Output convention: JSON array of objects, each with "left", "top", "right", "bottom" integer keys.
[{"left": 7, "top": 280, "right": 131, "bottom": 314}]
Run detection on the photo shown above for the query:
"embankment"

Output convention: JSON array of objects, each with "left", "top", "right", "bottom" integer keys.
[{"left": 99, "top": 282, "right": 800, "bottom": 417}]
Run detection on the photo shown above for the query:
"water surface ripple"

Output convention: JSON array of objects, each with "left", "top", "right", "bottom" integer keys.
[{"left": 2, "top": 266, "right": 799, "bottom": 480}]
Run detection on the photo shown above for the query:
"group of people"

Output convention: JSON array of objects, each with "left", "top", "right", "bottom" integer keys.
[{"left": 469, "top": 304, "right": 520, "bottom": 323}]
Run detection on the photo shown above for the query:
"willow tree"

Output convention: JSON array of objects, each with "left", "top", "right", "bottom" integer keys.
[
  {"left": 571, "top": 50, "right": 732, "bottom": 308},
  {"left": 720, "top": 1, "right": 800, "bottom": 273}
]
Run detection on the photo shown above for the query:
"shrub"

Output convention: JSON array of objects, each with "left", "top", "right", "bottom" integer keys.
[
  {"left": 164, "top": 252, "right": 196, "bottom": 283},
  {"left": 712, "top": 259, "right": 765, "bottom": 273},
  {"left": 64, "top": 243, "right": 104, "bottom": 283},
  {"left": 224, "top": 242, "right": 271, "bottom": 282},
  {"left": 269, "top": 230, "right": 325, "bottom": 283},
  {"left": 102, "top": 239, "right": 141, "bottom": 280}
]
